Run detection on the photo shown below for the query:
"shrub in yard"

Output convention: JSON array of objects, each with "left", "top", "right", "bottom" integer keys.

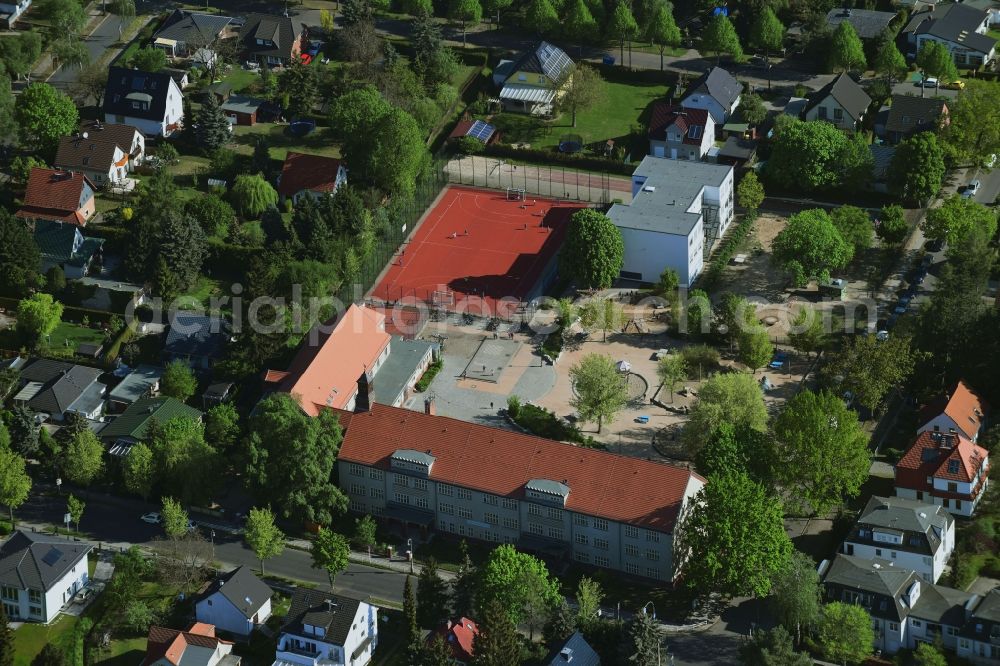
[
  {"left": 681, "top": 344, "right": 720, "bottom": 379},
  {"left": 414, "top": 360, "right": 443, "bottom": 392},
  {"left": 507, "top": 395, "right": 522, "bottom": 418}
]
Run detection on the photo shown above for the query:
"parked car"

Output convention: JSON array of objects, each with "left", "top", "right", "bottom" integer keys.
[
  {"left": 893, "top": 301, "right": 907, "bottom": 315},
  {"left": 141, "top": 512, "right": 162, "bottom": 524},
  {"left": 944, "top": 79, "right": 965, "bottom": 90},
  {"left": 925, "top": 238, "right": 944, "bottom": 253},
  {"left": 962, "top": 179, "right": 982, "bottom": 199},
  {"left": 75, "top": 588, "right": 92, "bottom": 603},
  {"left": 919, "top": 77, "right": 939, "bottom": 89}
]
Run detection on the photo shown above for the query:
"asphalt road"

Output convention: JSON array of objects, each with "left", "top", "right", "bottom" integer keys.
[
  {"left": 47, "top": 12, "right": 125, "bottom": 89},
  {"left": 15, "top": 491, "right": 406, "bottom": 604},
  {"left": 972, "top": 164, "right": 1000, "bottom": 205}
]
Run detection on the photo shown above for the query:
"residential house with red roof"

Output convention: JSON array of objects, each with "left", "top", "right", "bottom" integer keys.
[
  {"left": 142, "top": 622, "right": 238, "bottom": 666},
  {"left": 264, "top": 304, "right": 391, "bottom": 415},
  {"left": 895, "top": 430, "right": 990, "bottom": 517},
  {"left": 15, "top": 168, "right": 96, "bottom": 226},
  {"left": 917, "top": 380, "right": 988, "bottom": 442},
  {"left": 276, "top": 152, "right": 347, "bottom": 205},
  {"left": 428, "top": 618, "right": 479, "bottom": 665},
  {"left": 648, "top": 103, "right": 715, "bottom": 160},
  {"left": 337, "top": 403, "right": 705, "bottom": 582}
]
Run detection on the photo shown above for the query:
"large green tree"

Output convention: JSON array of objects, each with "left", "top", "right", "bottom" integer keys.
[
  {"left": 244, "top": 507, "right": 285, "bottom": 575},
  {"left": 523, "top": 0, "right": 558, "bottom": 34},
  {"left": 924, "top": 194, "right": 998, "bottom": 246},
  {"left": 876, "top": 204, "right": 908, "bottom": 246},
  {"left": 0, "top": 211, "right": 40, "bottom": 296},
  {"left": 695, "top": 422, "right": 775, "bottom": 486},
  {"left": 915, "top": 41, "right": 957, "bottom": 93},
  {"left": 827, "top": 334, "right": 915, "bottom": 416},
  {"left": 773, "top": 390, "right": 869, "bottom": 515},
  {"left": 766, "top": 118, "right": 858, "bottom": 193},
  {"left": 830, "top": 205, "right": 873, "bottom": 253},
  {"left": 682, "top": 372, "right": 768, "bottom": 457},
  {"left": 14, "top": 83, "right": 78, "bottom": 151},
  {"left": 477, "top": 544, "right": 560, "bottom": 626},
  {"left": 558, "top": 64, "right": 601, "bottom": 128},
  {"left": 749, "top": 7, "right": 784, "bottom": 87},
  {"left": 231, "top": 174, "right": 279, "bottom": 220},
  {"left": 122, "top": 442, "right": 154, "bottom": 501},
  {"left": 246, "top": 394, "right": 348, "bottom": 526},
  {"left": 560, "top": 209, "right": 624, "bottom": 289},
  {"left": 738, "top": 326, "right": 773, "bottom": 374},
  {"left": 564, "top": 0, "right": 597, "bottom": 47},
  {"left": 569, "top": 353, "right": 628, "bottom": 433},
  {"left": 472, "top": 597, "right": 522, "bottom": 666},
  {"left": 740, "top": 626, "right": 812, "bottom": 666},
  {"left": 17, "top": 293, "right": 63, "bottom": 347},
  {"left": 195, "top": 92, "right": 231, "bottom": 151},
  {"left": 872, "top": 32, "right": 906, "bottom": 85},
  {"left": 417, "top": 557, "right": 451, "bottom": 628},
  {"left": 63, "top": 430, "right": 104, "bottom": 487},
  {"left": 0, "top": 33, "right": 42, "bottom": 81},
  {"left": 701, "top": 13, "right": 743, "bottom": 63},
  {"left": 149, "top": 417, "right": 219, "bottom": 505},
  {"left": 365, "top": 108, "right": 428, "bottom": 197},
  {"left": 625, "top": 607, "right": 667, "bottom": 666},
  {"left": 817, "top": 602, "right": 873, "bottom": 665},
  {"left": 0, "top": 446, "right": 31, "bottom": 526},
  {"left": 204, "top": 403, "right": 240, "bottom": 452},
  {"left": 787, "top": 306, "right": 826, "bottom": 359},
  {"left": 157, "top": 211, "right": 208, "bottom": 294},
  {"left": 610, "top": 1, "right": 639, "bottom": 65},
  {"left": 678, "top": 471, "right": 792, "bottom": 597},
  {"left": 942, "top": 80, "right": 1000, "bottom": 166},
  {"left": 129, "top": 46, "right": 166, "bottom": 72},
  {"left": 737, "top": 171, "right": 765, "bottom": 211},
  {"left": 450, "top": 0, "right": 482, "bottom": 47},
  {"left": 645, "top": 0, "right": 680, "bottom": 70},
  {"left": 771, "top": 208, "right": 853, "bottom": 286},
  {"left": 161, "top": 360, "right": 198, "bottom": 401},
  {"left": 828, "top": 22, "right": 866, "bottom": 72},
  {"left": 770, "top": 551, "right": 822, "bottom": 644},
  {"left": 889, "top": 132, "right": 946, "bottom": 205},
  {"left": 311, "top": 528, "right": 350, "bottom": 589}
]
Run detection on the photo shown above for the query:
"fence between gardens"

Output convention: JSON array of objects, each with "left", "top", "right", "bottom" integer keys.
[{"left": 446, "top": 156, "right": 619, "bottom": 204}]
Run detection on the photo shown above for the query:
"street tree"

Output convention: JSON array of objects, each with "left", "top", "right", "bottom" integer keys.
[
  {"left": 829, "top": 333, "right": 915, "bottom": 415},
  {"left": 738, "top": 326, "right": 773, "bottom": 374},
  {"left": 472, "top": 597, "right": 522, "bottom": 666},
  {"left": 122, "top": 442, "right": 154, "bottom": 501},
  {"left": 403, "top": 575, "right": 419, "bottom": 651},
  {"left": 770, "top": 551, "right": 822, "bottom": 644},
  {"left": 817, "top": 602, "right": 873, "bottom": 666},
  {"left": 161, "top": 360, "right": 198, "bottom": 401},
  {"left": 451, "top": 540, "right": 477, "bottom": 617},
  {"left": 773, "top": 389, "right": 870, "bottom": 515},
  {"left": 575, "top": 576, "right": 603, "bottom": 629},
  {"left": 161, "top": 497, "right": 190, "bottom": 539},
  {"left": 450, "top": 0, "right": 482, "bottom": 48},
  {"left": 354, "top": 515, "right": 378, "bottom": 550},
  {"left": 311, "top": 528, "right": 350, "bottom": 590},
  {"left": 247, "top": 394, "right": 348, "bottom": 526},
  {"left": 244, "top": 507, "right": 285, "bottom": 575},
  {"left": 560, "top": 209, "right": 624, "bottom": 289},
  {"left": 889, "top": 131, "right": 946, "bottom": 205},
  {"left": 924, "top": 194, "right": 998, "bottom": 246},
  {"left": 0, "top": 32, "right": 42, "bottom": 81},
  {"left": 749, "top": 7, "right": 784, "bottom": 88},
  {"left": 942, "top": 80, "right": 1000, "bottom": 166},
  {"left": 876, "top": 204, "right": 908, "bottom": 246},
  {"left": 611, "top": 2, "right": 639, "bottom": 66},
  {"left": 564, "top": 0, "right": 597, "bottom": 48},
  {"left": 701, "top": 14, "right": 743, "bottom": 64},
  {"left": 524, "top": 0, "right": 558, "bottom": 34},
  {"left": 417, "top": 557, "right": 451, "bottom": 628},
  {"left": 43, "top": 0, "right": 86, "bottom": 37},
  {"left": 204, "top": 403, "right": 240, "bottom": 452},
  {"left": 17, "top": 293, "right": 63, "bottom": 348},
  {"left": 0, "top": 446, "right": 30, "bottom": 527},
  {"left": 738, "top": 93, "right": 767, "bottom": 127},
  {"left": 771, "top": 209, "right": 853, "bottom": 286},
  {"left": 569, "top": 353, "right": 628, "bottom": 433},
  {"left": 63, "top": 430, "right": 104, "bottom": 487},
  {"left": 872, "top": 32, "right": 906, "bottom": 85},
  {"left": 679, "top": 471, "right": 792, "bottom": 597},
  {"left": 646, "top": 0, "right": 680, "bottom": 70},
  {"left": 694, "top": 422, "right": 775, "bottom": 487},
  {"left": 740, "top": 626, "right": 812, "bottom": 666},
  {"left": 915, "top": 41, "right": 957, "bottom": 93},
  {"left": 656, "top": 354, "right": 687, "bottom": 402},
  {"left": 0, "top": 209, "right": 41, "bottom": 296},
  {"left": 231, "top": 174, "right": 279, "bottom": 220},
  {"left": 477, "top": 544, "right": 560, "bottom": 625},
  {"left": 558, "top": 64, "right": 601, "bottom": 128},
  {"left": 194, "top": 92, "right": 230, "bottom": 151},
  {"left": 787, "top": 306, "right": 826, "bottom": 360},
  {"left": 482, "top": 0, "right": 512, "bottom": 26},
  {"left": 52, "top": 38, "right": 89, "bottom": 70},
  {"left": 828, "top": 22, "right": 866, "bottom": 72},
  {"left": 109, "top": 0, "right": 135, "bottom": 37},
  {"left": 683, "top": 372, "right": 769, "bottom": 457},
  {"left": 411, "top": 11, "right": 458, "bottom": 86},
  {"left": 830, "top": 205, "right": 873, "bottom": 253},
  {"left": 66, "top": 494, "right": 85, "bottom": 532},
  {"left": 625, "top": 608, "right": 667, "bottom": 666}
]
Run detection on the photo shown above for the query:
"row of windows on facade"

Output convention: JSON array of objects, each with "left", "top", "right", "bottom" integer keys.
[
  {"left": 349, "top": 466, "right": 661, "bottom": 541},
  {"left": 1, "top": 586, "right": 41, "bottom": 603}
]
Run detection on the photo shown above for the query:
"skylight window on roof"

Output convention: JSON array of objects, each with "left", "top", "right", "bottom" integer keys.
[
  {"left": 688, "top": 126, "right": 703, "bottom": 140},
  {"left": 948, "top": 460, "right": 960, "bottom": 474},
  {"left": 41, "top": 547, "right": 63, "bottom": 566}
]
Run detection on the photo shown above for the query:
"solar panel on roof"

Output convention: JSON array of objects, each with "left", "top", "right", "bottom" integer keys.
[
  {"left": 41, "top": 547, "right": 63, "bottom": 566},
  {"left": 466, "top": 120, "right": 496, "bottom": 142}
]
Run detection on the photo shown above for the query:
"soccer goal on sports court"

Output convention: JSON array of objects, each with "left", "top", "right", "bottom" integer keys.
[
  {"left": 506, "top": 187, "right": 526, "bottom": 201},
  {"left": 432, "top": 289, "right": 456, "bottom": 307}
]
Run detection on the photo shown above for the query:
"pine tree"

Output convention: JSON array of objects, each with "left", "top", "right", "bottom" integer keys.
[
  {"left": 624, "top": 609, "right": 666, "bottom": 666},
  {"left": 0, "top": 603, "right": 14, "bottom": 666},
  {"left": 195, "top": 92, "right": 231, "bottom": 151},
  {"left": 404, "top": 575, "right": 420, "bottom": 654},
  {"left": 451, "top": 540, "right": 478, "bottom": 617},
  {"left": 30, "top": 644, "right": 67, "bottom": 666},
  {"left": 542, "top": 598, "right": 575, "bottom": 645},
  {"left": 417, "top": 557, "right": 451, "bottom": 628},
  {"left": 420, "top": 634, "right": 454, "bottom": 666},
  {"left": 251, "top": 138, "right": 272, "bottom": 179},
  {"left": 472, "top": 598, "right": 521, "bottom": 666}
]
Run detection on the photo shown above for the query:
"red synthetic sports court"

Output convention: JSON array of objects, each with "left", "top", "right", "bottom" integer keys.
[{"left": 372, "top": 186, "right": 586, "bottom": 317}]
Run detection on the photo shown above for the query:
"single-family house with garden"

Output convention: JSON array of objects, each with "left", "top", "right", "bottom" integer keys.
[
  {"left": 101, "top": 396, "right": 203, "bottom": 451},
  {"left": 543, "top": 632, "right": 601, "bottom": 666},
  {"left": 108, "top": 364, "right": 164, "bottom": 412},
  {"left": 53, "top": 121, "right": 145, "bottom": 188},
  {"left": 803, "top": 72, "right": 872, "bottom": 131},
  {"left": 151, "top": 9, "right": 234, "bottom": 58},
  {"left": 494, "top": 41, "right": 574, "bottom": 116},
  {"left": 274, "top": 589, "right": 377, "bottom": 666},
  {"left": 917, "top": 379, "right": 988, "bottom": 442},
  {"left": 195, "top": 566, "right": 273, "bottom": 638},
  {"left": 648, "top": 103, "right": 715, "bottom": 160},
  {"left": 903, "top": 2, "right": 997, "bottom": 66},
  {"left": 680, "top": 66, "right": 742, "bottom": 125},
  {"left": 884, "top": 95, "right": 949, "bottom": 144},
  {"left": 143, "top": 622, "right": 238, "bottom": 666},
  {"left": 16, "top": 168, "right": 96, "bottom": 226},
  {"left": 276, "top": 152, "right": 347, "bottom": 204},
  {"left": 0, "top": 530, "right": 92, "bottom": 624},
  {"left": 30, "top": 219, "right": 104, "bottom": 280},
  {"left": 104, "top": 66, "right": 185, "bottom": 138},
  {"left": 825, "top": 7, "right": 899, "bottom": 40},
  {"left": 895, "top": 430, "right": 990, "bottom": 518},
  {"left": 163, "top": 312, "right": 228, "bottom": 370},
  {"left": 239, "top": 13, "right": 304, "bottom": 67},
  {"left": 13, "top": 358, "right": 105, "bottom": 422}
]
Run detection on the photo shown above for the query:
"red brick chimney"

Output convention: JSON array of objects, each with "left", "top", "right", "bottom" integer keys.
[{"left": 424, "top": 398, "right": 435, "bottom": 415}]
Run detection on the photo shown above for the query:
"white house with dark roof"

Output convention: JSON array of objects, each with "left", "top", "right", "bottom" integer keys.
[
  {"left": 826, "top": 7, "right": 899, "bottom": 40},
  {"left": 680, "top": 66, "right": 742, "bottom": 125},
  {"left": 196, "top": 566, "right": 272, "bottom": 637},
  {"left": 803, "top": 72, "right": 872, "bottom": 131},
  {"left": 104, "top": 67, "right": 184, "bottom": 137},
  {"left": 0, "top": 530, "right": 92, "bottom": 623},
  {"left": 273, "top": 589, "right": 377, "bottom": 666},
  {"left": 606, "top": 156, "right": 734, "bottom": 287},
  {"left": 841, "top": 496, "right": 954, "bottom": 583},
  {"left": 904, "top": 2, "right": 997, "bottom": 66},
  {"left": 648, "top": 103, "right": 715, "bottom": 160}
]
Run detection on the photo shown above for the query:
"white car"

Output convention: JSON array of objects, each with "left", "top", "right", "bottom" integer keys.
[
  {"left": 962, "top": 179, "right": 982, "bottom": 199},
  {"left": 140, "top": 512, "right": 162, "bottom": 524},
  {"left": 920, "top": 77, "right": 939, "bottom": 89}
]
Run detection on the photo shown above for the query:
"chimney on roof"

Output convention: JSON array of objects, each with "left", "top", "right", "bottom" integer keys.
[
  {"left": 446, "top": 620, "right": 453, "bottom": 630},
  {"left": 560, "top": 647, "right": 574, "bottom": 662},
  {"left": 424, "top": 398, "right": 435, "bottom": 416},
  {"left": 325, "top": 599, "right": 336, "bottom": 612}
]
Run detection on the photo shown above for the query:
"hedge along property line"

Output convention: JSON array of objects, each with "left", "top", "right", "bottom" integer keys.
[
  {"left": 698, "top": 209, "right": 758, "bottom": 293},
  {"left": 0, "top": 295, "right": 119, "bottom": 324},
  {"left": 103, "top": 317, "right": 138, "bottom": 364},
  {"left": 481, "top": 143, "right": 637, "bottom": 176},
  {"left": 414, "top": 359, "right": 443, "bottom": 392},
  {"left": 427, "top": 51, "right": 493, "bottom": 150}
]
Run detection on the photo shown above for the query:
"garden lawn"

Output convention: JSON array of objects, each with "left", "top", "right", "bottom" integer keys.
[
  {"left": 177, "top": 276, "right": 227, "bottom": 310},
  {"left": 13, "top": 614, "right": 79, "bottom": 666},
  {"left": 532, "top": 78, "right": 669, "bottom": 149},
  {"left": 219, "top": 68, "right": 259, "bottom": 93},
  {"left": 47, "top": 322, "right": 105, "bottom": 349},
  {"left": 231, "top": 124, "right": 342, "bottom": 161}
]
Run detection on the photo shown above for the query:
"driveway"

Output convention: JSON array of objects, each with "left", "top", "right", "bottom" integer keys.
[{"left": 47, "top": 12, "right": 124, "bottom": 89}]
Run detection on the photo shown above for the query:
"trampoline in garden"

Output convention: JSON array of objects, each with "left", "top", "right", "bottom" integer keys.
[
  {"left": 287, "top": 119, "right": 316, "bottom": 137},
  {"left": 558, "top": 134, "right": 584, "bottom": 153}
]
